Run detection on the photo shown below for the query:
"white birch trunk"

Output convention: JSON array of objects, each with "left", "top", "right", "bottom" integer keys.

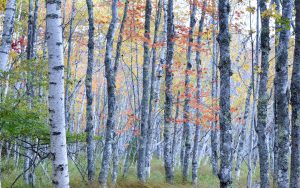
[
  {"left": 0, "top": 0, "right": 16, "bottom": 72},
  {"left": 46, "top": 0, "right": 70, "bottom": 187}
]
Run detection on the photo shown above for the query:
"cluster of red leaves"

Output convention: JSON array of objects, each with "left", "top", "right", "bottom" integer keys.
[{"left": 11, "top": 36, "right": 26, "bottom": 53}]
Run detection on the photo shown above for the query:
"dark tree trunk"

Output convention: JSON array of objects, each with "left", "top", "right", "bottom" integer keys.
[
  {"left": 217, "top": 0, "right": 233, "bottom": 187},
  {"left": 275, "top": 0, "right": 292, "bottom": 187},
  {"left": 137, "top": 0, "right": 152, "bottom": 182},
  {"left": 98, "top": 0, "right": 118, "bottom": 186},
  {"left": 192, "top": 2, "right": 206, "bottom": 184},
  {"left": 182, "top": 0, "right": 196, "bottom": 182},
  {"left": 255, "top": 0, "right": 271, "bottom": 187},
  {"left": 145, "top": 0, "right": 162, "bottom": 179},
  {"left": 164, "top": 0, "right": 175, "bottom": 183},
  {"left": 290, "top": 1, "right": 300, "bottom": 187},
  {"left": 85, "top": 0, "right": 95, "bottom": 181}
]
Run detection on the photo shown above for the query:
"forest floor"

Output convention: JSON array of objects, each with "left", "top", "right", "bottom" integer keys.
[{"left": 3, "top": 157, "right": 261, "bottom": 188}]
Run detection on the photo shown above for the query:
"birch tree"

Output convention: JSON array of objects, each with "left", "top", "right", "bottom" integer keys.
[
  {"left": 164, "top": 0, "right": 175, "bottom": 183},
  {"left": 137, "top": 0, "right": 152, "bottom": 182},
  {"left": 145, "top": 0, "right": 162, "bottom": 178},
  {"left": 192, "top": 1, "right": 206, "bottom": 184},
  {"left": 85, "top": 0, "right": 95, "bottom": 181},
  {"left": 0, "top": 0, "right": 16, "bottom": 72},
  {"left": 98, "top": 0, "right": 118, "bottom": 186},
  {"left": 182, "top": 0, "right": 196, "bottom": 182},
  {"left": 290, "top": 1, "right": 300, "bottom": 187},
  {"left": 275, "top": 0, "right": 292, "bottom": 187},
  {"left": 46, "top": 0, "right": 70, "bottom": 186},
  {"left": 217, "top": 0, "right": 233, "bottom": 187},
  {"left": 255, "top": 0, "right": 271, "bottom": 187}
]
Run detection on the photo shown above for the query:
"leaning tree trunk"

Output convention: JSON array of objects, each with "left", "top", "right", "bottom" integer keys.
[
  {"left": 164, "top": 0, "right": 175, "bottom": 183},
  {"left": 290, "top": 1, "right": 300, "bottom": 187},
  {"left": 46, "top": 0, "right": 70, "bottom": 187},
  {"left": 192, "top": 2, "right": 206, "bottom": 184},
  {"left": 0, "top": 0, "right": 16, "bottom": 72},
  {"left": 182, "top": 0, "right": 196, "bottom": 182},
  {"left": 98, "top": 0, "right": 118, "bottom": 186},
  {"left": 217, "top": 0, "right": 233, "bottom": 187},
  {"left": 255, "top": 0, "right": 271, "bottom": 187},
  {"left": 275, "top": 0, "right": 292, "bottom": 187},
  {"left": 85, "top": 0, "right": 95, "bottom": 181}
]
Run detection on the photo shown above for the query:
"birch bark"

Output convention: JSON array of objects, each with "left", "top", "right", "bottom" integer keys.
[
  {"left": 275, "top": 0, "right": 292, "bottom": 187},
  {"left": 290, "top": 1, "right": 300, "bottom": 187},
  {"left": 164, "top": 0, "right": 175, "bottom": 183},
  {"left": 98, "top": 0, "right": 118, "bottom": 186},
  {"left": 46, "top": 0, "right": 70, "bottom": 186},
  {"left": 85, "top": 0, "right": 95, "bottom": 181},
  {"left": 0, "top": 0, "right": 16, "bottom": 72},
  {"left": 255, "top": 1, "right": 271, "bottom": 187},
  {"left": 192, "top": 2, "right": 206, "bottom": 183},
  {"left": 182, "top": 0, "right": 196, "bottom": 182},
  {"left": 217, "top": 0, "right": 233, "bottom": 187},
  {"left": 137, "top": 0, "right": 152, "bottom": 182}
]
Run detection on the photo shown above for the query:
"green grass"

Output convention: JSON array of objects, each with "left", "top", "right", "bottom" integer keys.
[{"left": 2, "top": 156, "right": 262, "bottom": 188}]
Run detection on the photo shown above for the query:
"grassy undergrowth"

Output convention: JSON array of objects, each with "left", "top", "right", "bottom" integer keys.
[{"left": 2, "top": 156, "right": 260, "bottom": 188}]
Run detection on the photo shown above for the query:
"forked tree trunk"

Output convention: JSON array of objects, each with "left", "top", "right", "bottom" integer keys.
[
  {"left": 98, "top": 0, "right": 118, "bottom": 186},
  {"left": 46, "top": 0, "right": 70, "bottom": 187}
]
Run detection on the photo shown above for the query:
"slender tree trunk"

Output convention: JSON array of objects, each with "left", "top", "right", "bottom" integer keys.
[
  {"left": 217, "top": 0, "right": 233, "bottom": 187},
  {"left": 85, "top": 0, "right": 95, "bottom": 181},
  {"left": 145, "top": 0, "right": 162, "bottom": 178},
  {"left": 0, "top": 142, "right": 2, "bottom": 188},
  {"left": 164, "top": 0, "right": 175, "bottom": 183},
  {"left": 65, "top": 0, "right": 76, "bottom": 131},
  {"left": 137, "top": 0, "right": 152, "bottom": 182},
  {"left": 255, "top": 1, "right": 271, "bottom": 187},
  {"left": 192, "top": 2, "right": 206, "bottom": 184},
  {"left": 111, "top": 0, "right": 129, "bottom": 183},
  {"left": 154, "top": 0, "right": 167, "bottom": 159},
  {"left": 0, "top": 0, "right": 16, "bottom": 72},
  {"left": 236, "top": 1, "right": 256, "bottom": 180},
  {"left": 235, "top": 83, "right": 252, "bottom": 179},
  {"left": 210, "top": 11, "right": 219, "bottom": 177},
  {"left": 46, "top": 0, "right": 70, "bottom": 186},
  {"left": 290, "top": 1, "right": 300, "bottom": 187},
  {"left": 182, "top": 0, "right": 196, "bottom": 182},
  {"left": 273, "top": 1, "right": 280, "bottom": 185},
  {"left": 98, "top": 0, "right": 118, "bottom": 186},
  {"left": 172, "top": 91, "right": 180, "bottom": 169},
  {"left": 275, "top": 0, "right": 292, "bottom": 187}
]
